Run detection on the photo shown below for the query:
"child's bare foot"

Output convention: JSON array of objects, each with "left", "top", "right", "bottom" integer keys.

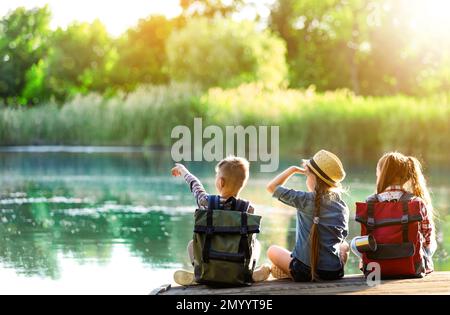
[
  {"left": 173, "top": 270, "right": 196, "bottom": 286},
  {"left": 252, "top": 264, "right": 271, "bottom": 282},
  {"left": 270, "top": 264, "right": 291, "bottom": 279}
]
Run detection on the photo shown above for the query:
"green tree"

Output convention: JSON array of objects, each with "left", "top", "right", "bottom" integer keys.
[
  {"left": 357, "top": 0, "right": 450, "bottom": 95},
  {"left": 269, "top": 0, "right": 450, "bottom": 96},
  {"left": 269, "top": 0, "right": 373, "bottom": 93},
  {"left": 166, "top": 17, "right": 287, "bottom": 88},
  {"left": 44, "top": 20, "right": 115, "bottom": 102},
  {"left": 110, "top": 15, "right": 180, "bottom": 91},
  {"left": 0, "top": 6, "right": 51, "bottom": 105}
]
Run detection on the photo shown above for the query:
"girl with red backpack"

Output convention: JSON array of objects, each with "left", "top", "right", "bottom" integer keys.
[{"left": 353, "top": 152, "right": 437, "bottom": 278}]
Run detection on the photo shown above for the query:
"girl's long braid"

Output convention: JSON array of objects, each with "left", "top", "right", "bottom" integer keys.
[{"left": 309, "top": 178, "right": 328, "bottom": 281}]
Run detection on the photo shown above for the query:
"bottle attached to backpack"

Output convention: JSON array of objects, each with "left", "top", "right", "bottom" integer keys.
[
  {"left": 192, "top": 195, "right": 262, "bottom": 286},
  {"left": 355, "top": 192, "right": 433, "bottom": 279}
]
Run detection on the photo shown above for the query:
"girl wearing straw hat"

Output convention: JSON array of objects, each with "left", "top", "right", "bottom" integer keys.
[{"left": 266, "top": 150, "right": 350, "bottom": 282}]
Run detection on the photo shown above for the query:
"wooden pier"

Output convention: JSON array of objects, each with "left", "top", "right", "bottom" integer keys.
[{"left": 153, "top": 272, "right": 450, "bottom": 295}]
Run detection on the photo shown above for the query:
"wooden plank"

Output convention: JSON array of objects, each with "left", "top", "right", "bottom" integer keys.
[
  {"left": 149, "top": 284, "right": 172, "bottom": 295},
  {"left": 157, "top": 272, "right": 450, "bottom": 295}
]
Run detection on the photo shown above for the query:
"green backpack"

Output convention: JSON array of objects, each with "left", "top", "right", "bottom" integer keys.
[{"left": 192, "top": 195, "right": 262, "bottom": 286}]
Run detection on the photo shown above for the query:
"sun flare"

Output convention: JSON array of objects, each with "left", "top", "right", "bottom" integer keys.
[
  {"left": 408, "top": 0, "right": 450, "bottom": 38},
  {"left": 0, "top": 0, "right": 183, "bottom": 36}
]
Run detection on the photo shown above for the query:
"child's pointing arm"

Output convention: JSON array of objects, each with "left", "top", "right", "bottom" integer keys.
[{"left": 172, "top": 163, "right": 209, "bottom": 209}]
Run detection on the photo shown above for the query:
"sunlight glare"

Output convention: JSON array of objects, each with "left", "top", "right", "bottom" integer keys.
[
  {"left": 0, "top": 0, "right": 183, "bottom": 36},
  {"left": 410, "top": 0, "right": 450, "bottom": 39}
]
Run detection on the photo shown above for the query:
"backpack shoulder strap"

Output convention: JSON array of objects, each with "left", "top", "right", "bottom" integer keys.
[
  {"left": 235, "top": 198, "right": 250, "bottom": 212},
  {"left": 235, "top": 198, "right": 251, "bottom": 261},
  {"left": 364, "top": 194, "right": 378, "bottom": 233},
  {"left": 207, "top": 195, "right": 221, "bottom": 210},
  {"left": 399, "top": 192, "right": 417, "bottom": 202},
  {"left": 398, "top": 192, "right": 417, "bottom": 243},
  {"left": 203, "top": 195, "right": 220, "bottom": 263},
  {"left": 366, "top": 194, "right": 379, "bottom": 203}
]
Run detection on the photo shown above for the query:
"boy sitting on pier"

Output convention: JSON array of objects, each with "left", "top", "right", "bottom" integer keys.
[{"left": 171, "top": 156, "right": 270, "bottom": 286}]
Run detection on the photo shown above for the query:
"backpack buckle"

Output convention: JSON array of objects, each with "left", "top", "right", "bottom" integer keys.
[
  {"left": 206, "top": 226, "right": 214, "bottom": 235},
  {"left": 240, "top": 226, "right": 248, "bottom": 235},
  {"left": 367, "top": 217, "right": 375, "bottom": 227},
  {"left": 401, "top": 214, "right": 409, "bottom": 224}
]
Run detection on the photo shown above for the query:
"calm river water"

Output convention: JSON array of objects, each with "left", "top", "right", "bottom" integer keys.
[{"left": 0, "top": 148, "right": 448, "bottom": 294}]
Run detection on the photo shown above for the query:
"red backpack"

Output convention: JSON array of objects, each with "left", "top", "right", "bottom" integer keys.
[{"left": 355, "top": 193, "right": 433, "bottom": 278}]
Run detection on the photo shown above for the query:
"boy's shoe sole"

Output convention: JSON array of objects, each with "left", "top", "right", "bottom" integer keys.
[{"left": 173, "top": 270, "right": 196, "bottom": 286}]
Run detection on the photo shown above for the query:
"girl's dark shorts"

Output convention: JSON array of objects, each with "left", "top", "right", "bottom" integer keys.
[{"left": 289, "top": 257, "right": 344, "bottom": 282}]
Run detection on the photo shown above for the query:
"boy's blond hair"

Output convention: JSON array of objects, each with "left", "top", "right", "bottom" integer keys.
[{"left": 215, "top": 156, "right": 250, "bottom": 193}]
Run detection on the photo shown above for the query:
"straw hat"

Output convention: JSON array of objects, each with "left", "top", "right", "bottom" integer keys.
[{"left": 305, "top": 150, "right": 346, "bottom": 187}]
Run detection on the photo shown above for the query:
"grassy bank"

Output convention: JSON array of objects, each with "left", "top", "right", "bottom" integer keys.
[{"left": 0, "top": 83, "right": 449, "bottom": 160}]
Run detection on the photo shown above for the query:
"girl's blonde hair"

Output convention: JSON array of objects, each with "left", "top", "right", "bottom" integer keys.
[
  {"left": 306, "top": 166, "right": 343, "bottom": 281},
  {"left": 376, "top": 152, "right": 434, "bottom": 218}
]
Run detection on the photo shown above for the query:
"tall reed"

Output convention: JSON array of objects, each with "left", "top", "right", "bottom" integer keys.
[{"left": 0, "top": 83, "right": 448, "bottom": 161}]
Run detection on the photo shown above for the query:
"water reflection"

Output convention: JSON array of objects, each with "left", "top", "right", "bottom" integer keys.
[{"left": 0, "top": 191, "right": 195, "bottom": 279}]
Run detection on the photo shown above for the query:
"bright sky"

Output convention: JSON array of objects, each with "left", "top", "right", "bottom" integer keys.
[
  {"left": 0, "top": 0, "right": 274, "bottom": 37},
  {"left": 0, "top": 0, "right": 183, "bottom": 36}
]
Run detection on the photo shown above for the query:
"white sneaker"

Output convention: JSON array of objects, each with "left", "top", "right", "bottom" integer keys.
[
  {"left": 271, "top": 264, "right": 291, "bottom": 279},
  {"left": 173, "top": 270, "right": 197, "bottom": 286},
  {"left": 252, "top": 264, "right": 271, "bottom": 282}
]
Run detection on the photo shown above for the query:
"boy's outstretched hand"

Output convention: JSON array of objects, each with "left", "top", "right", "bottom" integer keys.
[{"left": 171, "top": 163, "right": 189, "bottom": 177}]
